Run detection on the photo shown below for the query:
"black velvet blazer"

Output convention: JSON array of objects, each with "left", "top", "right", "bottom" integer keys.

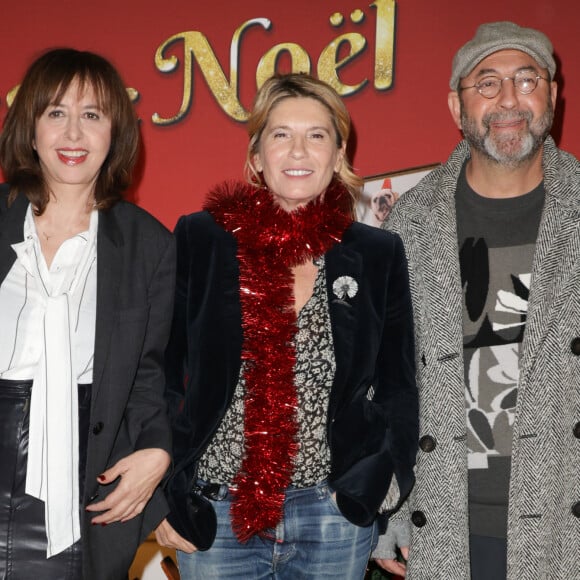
[
  {"left": 0, "top": 186, "right": 176, "bottom": 580},
  {"left": 165, "top": 210, "right": 418, "bottom": 530}
]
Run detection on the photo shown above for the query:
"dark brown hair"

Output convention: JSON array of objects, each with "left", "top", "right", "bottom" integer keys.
[{"left": 0, "top": 48, "right": 139, "bottom": 213}]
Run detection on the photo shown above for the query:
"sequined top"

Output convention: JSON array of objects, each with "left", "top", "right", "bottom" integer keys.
[{"left": 198, "top": 256, "right": 335, "bottom": 487}]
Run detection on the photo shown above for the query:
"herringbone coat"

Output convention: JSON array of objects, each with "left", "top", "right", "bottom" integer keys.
[{"left": 385, "top": 137, "right": 580, "bottom": 579}]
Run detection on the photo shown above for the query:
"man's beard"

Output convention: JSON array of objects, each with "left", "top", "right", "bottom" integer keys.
[{"left": 461, "top": 99, "right": 553, "bottom": 168}]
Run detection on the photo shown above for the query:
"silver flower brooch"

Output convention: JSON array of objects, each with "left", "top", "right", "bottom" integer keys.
[{"left": 332, "top": 275, "right": 358, "bottom": 305}]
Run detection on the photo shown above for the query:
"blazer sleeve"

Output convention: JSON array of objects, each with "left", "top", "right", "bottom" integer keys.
[
  {"left": 373, "top": 234, "right": 419, "bottom": 509},
  {"left": 123, "top": 228, "right": 176, "bottom": 454},
  {"left": 164, "top": 211, "right": 243, "bottom": 476},
  {"left": 164, "top": 215, "right": 194, "bottom": 469}
]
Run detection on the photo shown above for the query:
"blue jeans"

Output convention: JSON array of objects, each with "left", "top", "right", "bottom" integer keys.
[{"left": 177, "top": 480, "right": 378, "bottom": 579}]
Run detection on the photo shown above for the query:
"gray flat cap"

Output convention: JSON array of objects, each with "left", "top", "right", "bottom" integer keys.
[{"left": 450, "top": 21, "right": 556, "bottom": 90}]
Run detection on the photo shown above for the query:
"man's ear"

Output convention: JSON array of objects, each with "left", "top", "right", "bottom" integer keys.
[
  {"left": 448, "top": 91, "right": 462, "bottom": 130},
  {"left": 550, "top": 80, "right": 558, "bottom": 112}
]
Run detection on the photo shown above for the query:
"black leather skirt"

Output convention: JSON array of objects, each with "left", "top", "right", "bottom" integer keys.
[{"left": 0, "top": 378, "right": 91, "bottom": 580}]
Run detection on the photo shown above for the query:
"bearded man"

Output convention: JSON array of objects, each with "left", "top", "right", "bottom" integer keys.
[{"left": 372, "top": 21, "right": 580, "bottom": 580}]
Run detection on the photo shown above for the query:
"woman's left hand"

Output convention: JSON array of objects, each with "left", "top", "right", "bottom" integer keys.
[{"left": 86, "top": 448, "right": 171, "bottom": 524}]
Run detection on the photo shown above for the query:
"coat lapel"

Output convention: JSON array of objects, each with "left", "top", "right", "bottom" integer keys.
[
  {"left": 0, "top": 192, "right": 29, "bottom": 284},
  {"left": 325, "top": 235, "right": 362, "bottom": 412},
  {"left": 410, "top": 194, "right": 464, "bottom": 361},
  {"left": 520, "top": 143, "right": 580, "bottom": 383},
  {"left": 91, "top": 208, "right": 123, "bottom": 403},
  {"left": 403, "top": 164, "right": 467, "bottom": 428}
]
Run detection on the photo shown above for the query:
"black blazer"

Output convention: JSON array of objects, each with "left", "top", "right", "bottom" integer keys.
[
  {"left": 0, "top": 186, "right": 176, "bottom": 580},
  {"left": 165, "top": 210, "right": 418, "bottom": 532}
]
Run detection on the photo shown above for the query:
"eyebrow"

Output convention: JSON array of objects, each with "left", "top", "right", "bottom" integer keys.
[
  {"left": 268, "top": 124, "right": 332, "bottom": 133},
  {"left": 48, "top": 100, "right": 102, "bottom": 109},
  {"left": 475, "top": 65, "right": 539, "bottom": 78}
]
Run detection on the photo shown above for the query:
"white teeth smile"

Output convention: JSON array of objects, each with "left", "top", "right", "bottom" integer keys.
[
  {"left": 58, "top": 150, "right": 87, "bottom": 158},
  {"left": 284, "top": 169, "right": 312, "bottom": 176}
]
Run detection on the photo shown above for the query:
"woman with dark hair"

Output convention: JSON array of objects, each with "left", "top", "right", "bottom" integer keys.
[
  {"left": 156, "top": 73, "right": 418, "bottom": 579},
  {"left": 0, "top": 48, "right": 175, "bottom": 579}
]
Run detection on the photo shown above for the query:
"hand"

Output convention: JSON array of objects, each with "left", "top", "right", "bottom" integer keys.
[
  {"left": 375, "top": 546, "right": 409, "bottom": 578},
  {"left": 86, "top": 448, "right": 170, "bottom": 524},
  {"left": 155, "top": 518, "right": 198, "bottom": 553}
]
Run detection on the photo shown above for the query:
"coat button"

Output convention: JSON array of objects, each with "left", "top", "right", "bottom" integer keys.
[
  {"left": 411, "top": 510, "right": 427, "bottom": 527},
  {"left": 571, "top": 337, "right": 580, "bottom": 356},
  {"left": 572, "top": 502, "right": 580, "bottom": 518},
  {"left": 92, "top": 421, "right": 104, "bottom": 435},
  {"left": 574, "top": 422, "right": 580, "bottom": 439},
  {"left": 419, "top": 435, "right": 436, "bottom": 452}
]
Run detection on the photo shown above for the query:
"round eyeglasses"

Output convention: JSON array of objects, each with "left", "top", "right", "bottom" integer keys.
[{"left": 460, "top": 71, "right": 548, "bottom": 99}]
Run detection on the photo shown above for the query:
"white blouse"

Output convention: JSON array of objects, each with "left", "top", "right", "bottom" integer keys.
[
  {"left": 0, "top": 204, "right": 98, "bottom": 557},
  {"left": 0, "top": 205, "right": 97, "bottom": 381}
]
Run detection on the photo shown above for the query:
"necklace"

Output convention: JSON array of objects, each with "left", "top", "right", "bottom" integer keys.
[{"left": 36, "top": 214, "right": 91, "bottom": 243}]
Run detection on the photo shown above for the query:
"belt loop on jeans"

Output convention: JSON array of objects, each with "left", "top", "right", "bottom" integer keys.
[
  {"left": 318, "top": 479, "right": 331, "bottom": 500},
  {"left": 193, "top": 479, "right": 232, "bottom": 501}
]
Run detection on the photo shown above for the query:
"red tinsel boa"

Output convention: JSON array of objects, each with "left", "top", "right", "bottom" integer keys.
[{"left": 204, "top": 179, "right": 353, "bottom": 542}]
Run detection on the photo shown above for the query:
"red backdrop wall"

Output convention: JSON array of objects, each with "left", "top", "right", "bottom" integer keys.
[{"left": 1, "top": 0, "right": 578, "bottom": 229}]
